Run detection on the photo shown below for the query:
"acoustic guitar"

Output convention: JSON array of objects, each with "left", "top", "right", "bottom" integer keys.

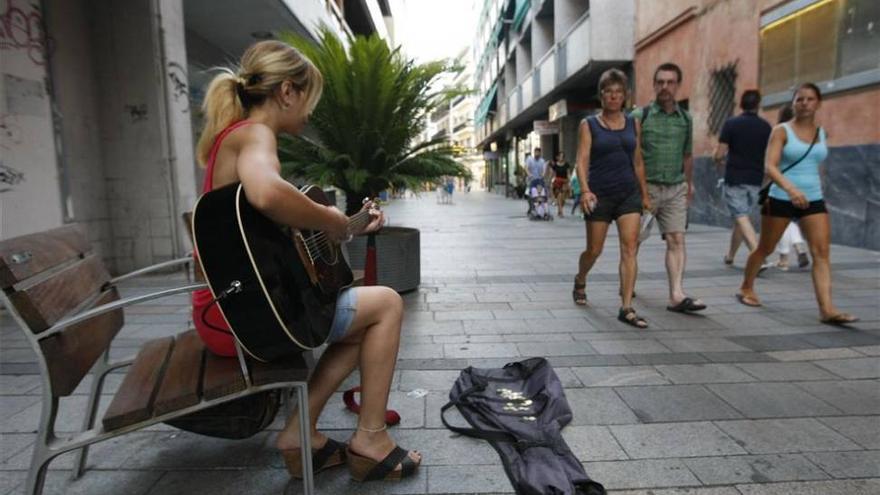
[{"left": 192, "top": 182, "right": 375, "bottom": 362}]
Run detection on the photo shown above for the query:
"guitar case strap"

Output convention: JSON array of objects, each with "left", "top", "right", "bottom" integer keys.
[{"left": 442, "top": 358, "right": 606, "bottom": 495}]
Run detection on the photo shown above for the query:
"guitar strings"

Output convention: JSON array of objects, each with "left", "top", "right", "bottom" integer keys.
[{"left": 301, "top": 209, "right": 374, "bottom": 259}]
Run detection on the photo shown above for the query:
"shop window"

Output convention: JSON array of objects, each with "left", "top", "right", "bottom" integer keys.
[
  {"left": 708, "top": 62, "right": 738, "bottom": 136},
  {"left": 760, "top": 0, "right": 880, "bottom": 95}
]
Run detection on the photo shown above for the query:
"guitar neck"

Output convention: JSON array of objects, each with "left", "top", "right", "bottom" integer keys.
[{"left": 346, "top": 209, "right": 372, "bottom": 236}]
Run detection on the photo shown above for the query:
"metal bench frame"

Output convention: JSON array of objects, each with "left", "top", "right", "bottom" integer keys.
[{"left": 1, "top": 255, "right": 316, "bottom": 495}]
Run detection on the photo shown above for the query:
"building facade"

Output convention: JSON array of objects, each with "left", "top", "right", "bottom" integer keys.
[
  {"left": 472, "top": 0, "right": 635, "bottom": 195},
  {"left": 0, "top": 0, "right": 392, "bottom": 273},
  {"left": 633, "top": 0, "right": 879, "bottom": 249}
]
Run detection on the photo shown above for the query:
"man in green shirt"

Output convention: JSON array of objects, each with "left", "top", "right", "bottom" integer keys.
[{"left": 633, "top": 63, "right": 706, "bottom": 313}]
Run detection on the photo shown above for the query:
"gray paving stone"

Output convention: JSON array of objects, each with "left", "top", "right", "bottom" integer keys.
[
  {"left": 735, "top": 478, "right": 880, "bottom": 495},
  {"left": 571, "top": 366, "right": 669, "bottom": 387},
  {"left": 805, "top": 450, "right": 880, "bottom": 478},
  {"left": 813, "top": 357, "right": 880, "bottom": 379},
  {"left": 400, "top": 343, "right": 446, "bottom": 360},
  {"left": 818, "top": 416, "right": 880, "bottom": 449},
  {"left": 683, "top": 454, "right": 829, "bottom": 485},
  {"left": 728, "top": 335, "right": 817, "bottom": 352},
  {"left": 610, "top": 422, "right": 746, "bottom": 459},
  {"left": 0, "top": 434, "right": 33, "bottom": 464},
  {"left": 616, "top": 385, "right": 743, "bottom": 423},
  {"left": 515, "top": 341, "right": 596, "bottom": 357},
  {"left": 764, "top": 348, "right": 863, "bottom": 361},
  {"left": 0, "top": 375, "right": 40, "bottom": 395},
  {"left": 625, "top": 353, "right": 710, "bottom": 365},
  {"left": 655, "top": 364, "right": 756, "bottom": 384},
  {"left": 798, "top": 331, "right": 880, "bottom": 349},
  {"left": 612, "top": 489, "right": 740, "bottom": 495},
  {"left": 427, "top": 464, "right": 512, "bottom": 493},
  {"left": 854, "top": 345, "right": 880, "bottom": 356},
  {"left": 795, "top": 380, "right": 880, "bottom": 415},
  {"left": 706, "top": 383, "right": 842, "bottom": 418},
  {"left": 715, "top": 418, "right": 862, "bottom": 454},
  {"left": 660, "top": 338, "right": 751, "bottom": 353},
  {"left": 399, "top": 370, "right": 462, "bottom": 391},
  {"left": 734, "top": 362, "right": 837, "bottom": 382},
  {"left": 435, "top": 310, "right": 495, "bottom": 321},
  {"left": 442, "top": 343, "right": 519, "bottom": 359},
  {"left": 699, "top": 352, "right": 777, "bottom": 363},
  {"left": 29, "top": 470, "right": 164, "bottom": 495},
  {"left": 392, "top": 428, "right": 497, "bottom": 467},
  {"left": 590, "top": 340, "right": 672, "bottom": 355},
  {"left": 583, "top": 459, "right": 702, "bottom": 490},
  {"left": 561, "top": 425, "right": 629, "bottom": 461},
  {"left": 565, "top": 388, "right": 640, "bottom": 425},
  {"left": 0, "top": 470, "right": 25, "bottom": 495}
]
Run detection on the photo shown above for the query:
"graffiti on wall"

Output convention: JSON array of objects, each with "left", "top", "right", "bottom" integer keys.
[
  {"left": 0, "top": 163, "right": 25, "bottom": 193},
  {"left": 167, "top": 61, "right": 189, "bottom": 113},
  {"left": 0, "top": 1, "right": 49, "bottom": 66},
  {"left": 125, "top": 104, "right": 148, "bottom": 122}
]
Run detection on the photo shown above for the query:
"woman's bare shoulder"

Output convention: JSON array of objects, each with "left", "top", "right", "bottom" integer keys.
[{"left": 230, "top": 121, "right": 276, "bottom": 149}]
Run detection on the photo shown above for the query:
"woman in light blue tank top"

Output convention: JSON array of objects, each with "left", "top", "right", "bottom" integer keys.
[{"left": 737, "top": 83, "right": 858, "bottom": 325}]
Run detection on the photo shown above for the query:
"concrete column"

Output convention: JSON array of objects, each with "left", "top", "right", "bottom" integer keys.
[
  {"left": 554, "top": 0, "right": 588, "bottom": 41},
  {"left": 532, "top": 16, "right": 553, "bottom": 61},
  {"left": 515, "top": 39, "right": 532, "bottom": 85},
  {"left": 89, "top": 0, "right": 195, "bottom": 272}
]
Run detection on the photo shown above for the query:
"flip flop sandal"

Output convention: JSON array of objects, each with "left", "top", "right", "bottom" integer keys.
[
  {"left": 736, "top": 293, "right": 762, "bottom": 307},
  {"left": 347, "top": 445, "right": 420, "bottom": 481},
  {"left": 281, "top": 438, "right": 347, "bottom": 479},
  {"left": 618, "top": 307, "right": 648, "bottom": 328},
  {"left": 666, "top": 297, "right": 707, "bottom": 313},
  {"left": 343, "top": 387, "right": 401, "bottom": 426},
  {"left": 820, "top": 314, "right": 860, "bottom": 326},
  {"left": 723, "top": 256, "right": 734, "bottom": 266},
  {"left": 572, "top": 278, "right": 587, "bottom": 306}
]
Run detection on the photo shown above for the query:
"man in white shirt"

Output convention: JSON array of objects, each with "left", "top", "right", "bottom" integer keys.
[{"left": 525, "top": 147, "right": 547, "bottom": 189}]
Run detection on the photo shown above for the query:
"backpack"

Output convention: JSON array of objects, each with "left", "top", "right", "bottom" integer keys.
[{"left": 442, "top": 358, "right": 606, "bottom": 495}]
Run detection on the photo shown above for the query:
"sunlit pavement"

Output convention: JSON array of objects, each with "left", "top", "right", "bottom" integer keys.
[{"left": 2, "top": 190, "right": 878, "bottom": 494}]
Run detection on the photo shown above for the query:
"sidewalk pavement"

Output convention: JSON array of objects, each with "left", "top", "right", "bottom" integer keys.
[{"left": 1, "top": 191, "right": 878, "bottom": 494}]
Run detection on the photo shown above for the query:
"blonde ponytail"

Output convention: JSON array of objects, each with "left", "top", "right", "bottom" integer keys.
[
  {"left": 196, "top": 69, "right": 246, "bottom": 166},
  {"left": 195, "top": 41, "right": 323, "bottom": 167}
]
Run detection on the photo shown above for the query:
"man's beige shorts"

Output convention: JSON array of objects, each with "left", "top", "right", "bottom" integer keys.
[{"left": 647, "top": 182, "right": 688, "bottom": 234}]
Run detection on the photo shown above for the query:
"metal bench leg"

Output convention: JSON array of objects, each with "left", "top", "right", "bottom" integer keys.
[
  {"left": 72, "top": 350, "right": 110, "bottom": 479},
  {"left": 27, "top": 396, "right": 59, "bottom": 495},
  {"left": 296, "top": 383, "right": 314, "bottom": 495}
]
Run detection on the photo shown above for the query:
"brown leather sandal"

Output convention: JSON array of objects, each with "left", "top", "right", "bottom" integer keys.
[
  {"left": 572, "top": 277, "right": 587, "bottom": 306},
  {"left": 281, "top": 437, "right": 347, "bottom": 480},
  {"left": 347, "top": 445, "right": 420, "bottom": 481}
]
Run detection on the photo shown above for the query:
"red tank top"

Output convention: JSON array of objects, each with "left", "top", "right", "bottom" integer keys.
[{"left": 192, "top": 120, "right": 253, "bottom": 357}]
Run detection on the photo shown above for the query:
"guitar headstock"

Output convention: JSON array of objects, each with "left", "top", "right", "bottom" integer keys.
[{"left": 362, "top": 197, "right": 381, "bottom": 211}]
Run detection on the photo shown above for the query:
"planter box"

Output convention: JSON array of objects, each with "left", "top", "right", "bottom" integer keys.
[{"left": 346, "top": 226, "right": 420, "bottom": 293}]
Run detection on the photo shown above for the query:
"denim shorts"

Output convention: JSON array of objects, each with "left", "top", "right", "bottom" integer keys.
[
  {"left": 724, "top": 183, "right": 761, "bottom": 218},
  {"left": 326, "top": 287, "right": 358, "bottom": 344}
]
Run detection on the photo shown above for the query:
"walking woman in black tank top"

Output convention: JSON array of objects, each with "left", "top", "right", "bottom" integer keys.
[{"left": 572, "top": 69, "right": 652, "bottom": 328}]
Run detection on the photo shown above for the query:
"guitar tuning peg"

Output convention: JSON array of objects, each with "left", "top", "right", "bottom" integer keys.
[{"left": 362, "top": 197, "right": 370, "bottom": 205}]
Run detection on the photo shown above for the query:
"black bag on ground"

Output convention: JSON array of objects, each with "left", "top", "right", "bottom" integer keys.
[
  {"left": 164, "top": 390, "right": 280, "bottom": 439},
  {"left": 442, "top": 357, "right": 606, "bottom": 495}
]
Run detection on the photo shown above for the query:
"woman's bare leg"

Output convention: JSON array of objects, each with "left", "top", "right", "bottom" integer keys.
[
  {"left": 575, "top": 220, "right": 611, "bottom": 296},
  {"left": 276, "top": 286, "right": 419, "bottom": 465},
  {"left": 740, "top": 214, "right": 790, "bottom": 300},
  {"left": 616, "top": 213, "right": 640, "bottom": 309},
  {"left": 797, "top": 213, "right": 838, "bottom": 318}
]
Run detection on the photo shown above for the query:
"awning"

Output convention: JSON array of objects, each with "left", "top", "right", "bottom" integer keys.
[
  {"left": 512, "top": 0, "right": 530, "bottom": 31},
  {"left": 491, "top": 19, "right": 504, "bottom": 45},
  {"left": 474, "top": 82, "right": 499, "bottom": 126}
]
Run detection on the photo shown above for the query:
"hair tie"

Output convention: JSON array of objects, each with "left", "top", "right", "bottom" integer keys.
[
  {"left": 247, "top": 73, "right": 263, "bottom": 86},
  {"left": 235, "top": 80, "right": 250, "bottom": 106}
]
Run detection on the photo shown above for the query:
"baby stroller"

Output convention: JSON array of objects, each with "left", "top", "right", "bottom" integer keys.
[{"left": 526, "top": 180, "right": 553, "bottom": 221}]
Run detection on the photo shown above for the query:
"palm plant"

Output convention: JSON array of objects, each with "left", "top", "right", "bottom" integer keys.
[{"left": 279, "top": 28, "right": 471, "bottom": 215}]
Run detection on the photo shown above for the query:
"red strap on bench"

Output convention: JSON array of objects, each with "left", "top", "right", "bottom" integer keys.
[{"left": 342, "top": 386, "right": 401, "bottom": 426}]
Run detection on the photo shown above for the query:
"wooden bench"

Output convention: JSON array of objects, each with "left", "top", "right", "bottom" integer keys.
[{"left": 0, "top": 224, "right": 319, "bottom": 495}]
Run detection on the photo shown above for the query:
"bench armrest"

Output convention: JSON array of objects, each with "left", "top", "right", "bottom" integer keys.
[
  {"left": 38, "top": 283, "right": 207, "bottom": 340},
  {"left": 107, "top": 255, "right": 193, "bottom": 286}
]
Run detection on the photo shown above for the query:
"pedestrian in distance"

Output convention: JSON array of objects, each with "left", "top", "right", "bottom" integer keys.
[
  {"left": 632, "top": 62, "right": 707, "bottom": 314},
  {"left": 736, "top": 83, "right": 858, "bottom": 326},
  {"left": 550, "top": 151, "right": 572, "bottom": 217},
  {"left": 525, "top": 147, "right": 547, "bottom": 190},
  {"left": 194, "top": 40, "right": 421, "bottom": 482},
  {"left": 712, "top": 89, "right": 773, "bottom": 270},
  {"left": 573, "top": 68, "right": 652, "bottom": 328}
]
